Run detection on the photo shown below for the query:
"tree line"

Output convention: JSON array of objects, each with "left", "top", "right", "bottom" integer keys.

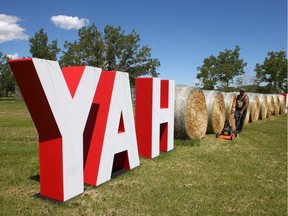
[
  {"left": 0, "top": 23, "right": 287, "bottom": 97},
  {"left": 0, "top": 24, "right": 160, "bottom": 97},
  {"left": 196, "top": 46, "right": 287, "bottom": 93}
]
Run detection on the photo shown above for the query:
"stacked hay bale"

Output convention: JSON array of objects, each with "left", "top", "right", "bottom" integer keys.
[
  {"left": 174, "top": 85, "right": 208, "bottom": 139},
  {"left": 243, "top": 93, "right": 251, "bottom": 126},
  {"left": 247, "top": 93, "right": 260, "bottom": 122},
  {"left": 279, "top": 94, "right": 286, "bottom": 114},
  {"left": 257, "top": 94, "right": 268, "bottom": 120},
  {"left": 222, "top": 92, "right": 236, "bottom": 130},
  {"left": 174, "top": 87, "right": 285, "bottom": 140},
  {"left": 272, "top": 95, "right": 280, "bottom": 115},
  {"left": 243, "top": 95, "right": 250, "bottom": 126},
  {"left": 266, "top": 95, "right": 275, "bottom": 117},
  {"left": 203, "top": 90, "right": 226, "bottom": 134}
]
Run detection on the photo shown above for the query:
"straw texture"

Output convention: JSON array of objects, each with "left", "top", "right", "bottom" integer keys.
[
  {"left": 272, "top": 95, "right": 280, "bottom": 115},
  {"left": 257, "top": 94, "right": 268, "bottom": 120},
  {"left": 247, "top": 93, "right": 260, "bottom": 122},
  {"left": 278, "top": 94, "right": 286, "bottom": 114},
  {"left": 266, "top": 95, "right": 275, "bottom": 117},
  {"left": 222, "top": 92, "right": 236, "bottom": 130},
  {"left": 203, "top": 90, "right": 226, "bottom": 134},
  {"left": 174, "top": 85, "right": 208, "bottom": 139}
]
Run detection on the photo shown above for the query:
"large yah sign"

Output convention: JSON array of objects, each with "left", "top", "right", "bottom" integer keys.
[{"left": 8, "top": 58, "right": 175, "bottom": 202}]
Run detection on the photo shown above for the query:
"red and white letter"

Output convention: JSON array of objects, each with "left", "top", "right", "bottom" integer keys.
[
  {"left": 84, "top": 71, "right": 140, "bottom": 186},
  {"left": 135, "top": 78, "right": 175, "bottom": 158},
  {"left": 9, "top": 58, "right": 101, "bottom": 201}
]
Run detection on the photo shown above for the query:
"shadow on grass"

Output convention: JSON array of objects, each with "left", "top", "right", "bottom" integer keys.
[
  {"left": 111, "top": 167, "right": 129, "bottom": 179},
  {"left": 29, "top": 168, "right": 129, "bottom": 184},
  {"left": 33, "top": 193, "right": 63, "bottom": 204},
  {"left": 174, "top": 138, "right": 201, "bottom": 147},
  {"left": 29, "top": 174, "right": 40, "bottom": 182}
]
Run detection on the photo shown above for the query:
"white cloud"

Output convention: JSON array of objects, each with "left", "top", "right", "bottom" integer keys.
[
  {"left": 7, "top": 53, "right": 19, "bottom": 59},
  {"left": 51, "top": 15, "right": 89, "bottom": 30},
  {"left": 0, "top": 14, "right": 29, "bottom": 43}
]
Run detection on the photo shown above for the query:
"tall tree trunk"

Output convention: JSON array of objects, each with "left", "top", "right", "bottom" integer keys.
[{"left": 273, "top": 82, "right": 280, "bottom": 94}]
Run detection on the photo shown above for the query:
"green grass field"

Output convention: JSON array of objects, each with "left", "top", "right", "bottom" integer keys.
[{"left": 0, "top": 101, "right": 287, "bottom": 215}]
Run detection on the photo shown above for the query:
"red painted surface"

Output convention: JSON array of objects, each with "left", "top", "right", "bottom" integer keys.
[
  {"left": 118, "top": 112, "right": 125, "bottom": 133},
  {"left": 160, "top": 80, "right": 169, "bottom": 109},
  {"left": 62, "top": 66, "right": 86, "bottom": 98},
  {"left": 9, "top": 59, "right": 171, "bottom": 201},
  {"left": 8, "top": 59, "right": 64, "bottom": 201},
  {"left": 135, "top": 78, "right": 153, "bottom": 158},
  {"left": 39, "top": 138, "right": 64, "bottom": 201},
  {"left": 8, "top": 59, "right": 61, "bottom": 141},
  {"left": 83, "top": 71, "right": 116, "bottom": 185},
  {"left": 160, "top": 80, "right": 169, "bottom": 151},
  {"left": 160, "top": 123, "right": 168, "bottom": 152}
]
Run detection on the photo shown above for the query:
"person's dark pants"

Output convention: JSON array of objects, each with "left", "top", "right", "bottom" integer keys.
[{"left": 235, "top": 110, "right": 247, "bottom": 133}]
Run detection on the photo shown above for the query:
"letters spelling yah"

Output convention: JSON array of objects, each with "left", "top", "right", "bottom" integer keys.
[{"left": 8, "top": 58, "right": 175, "bottom": 202}]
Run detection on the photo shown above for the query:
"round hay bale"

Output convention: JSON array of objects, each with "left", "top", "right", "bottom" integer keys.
[
  {"left": 174, "top": 85, "right": 208, "bottom": 139},
  {"left": 257, "top": 94, "right": 268, "bottom": 120},
  {"left": 222, "top": 92, "right": 236, "bottom": 130},
  {"left": 272, "top": 94, "right": 280, "bottom": 115},
  {"left": 266, "top": 95, "right": 275, "bottom": 117},
  {"left": 279, "top": 94, "right": 286, "bottom": 114},
  {"left": 203, "top": 90, "right": 225, "bottom": 134},
  {"left": 247, "top": 93, "right": 260, "bottom": 122}
]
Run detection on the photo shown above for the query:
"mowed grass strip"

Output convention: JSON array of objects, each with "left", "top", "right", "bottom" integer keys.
[{"left": 0, "top": 101, "right": 286, "bottom": 215}]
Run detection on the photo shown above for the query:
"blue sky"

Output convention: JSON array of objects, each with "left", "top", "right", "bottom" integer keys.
[{"left": 1, "top": 0, "right": 287, "bottom": 86}]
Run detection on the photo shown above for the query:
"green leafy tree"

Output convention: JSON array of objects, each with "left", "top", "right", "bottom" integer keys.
[
  {"left": 60, "top": 24, "right": 160, "bottom": 86},
  {"left": 60, "top": 24, "right": 105, "bottom": 68},
  {"left": 196, "top": 55, "right": 217, "bottom": 90},
  {"left": 0, "top": 52, "right": 16, "bottom": 96},
  {"left": 254, "top": 50, "right": 287, "bottom": 93},
  {"left": 197, "top": 46, "right": 247, "bottom": 90},
  {"left": 29, "top": 28, "right": 60, "bottom": 60},
  {"left": 103, "top": 25, "right": 123, "bottom": 70}
]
